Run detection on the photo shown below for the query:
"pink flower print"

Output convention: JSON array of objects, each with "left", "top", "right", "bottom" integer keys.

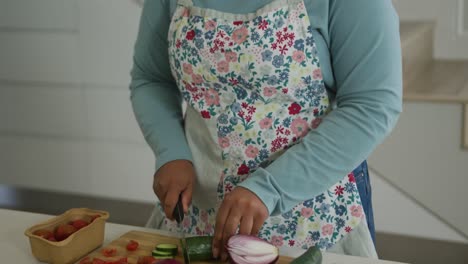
[
  {"left": 182, "top": 216, "right": 191, "bottom": 228},
  {"left": 259, "top": 117, "right": 273, "bottom": 129},
  {"left": 311, "top": 118, "right": 322, "bottom": 129},
  {"left": 292, "top": 50, "right": 306, "bottom": 63},
  {"left": 291, "top": 118, "right": 309, "bottom": 137},
  {"left": 224, "top": 51, "right": 238, "bottom": 62},
  {"left": 321, "top": 224, "right": 334, "bottom": 236},
  {"left": 217, "top": 61, "right": 230, "bottom": 73},
  {"left": 245, "top": 145, "right": 259, "bottom": 159},
  {"left": 204, "top": 224, "right": 213, "bottom": 235},
  {"left": 301, "top": 207, "right": 314, "bottom": 218},
  {"left": 218, "top": 137, "right": 230, "bottom": 149},
  {"left": 204, "top": 20, "right": 217, "bottom": 31},
  {"left": 271, "top": 235, "right": 284, "bottom": 247},
  {"left": 313, "top": 68, "right": 322, "bottom": 79},
  {"left": 183, "top": 63, "right": 193, "bottom": 74},
  {"left": 351, "top": 205, "right": 363, "bottom": 218},
  {"left": 232, "top": 27, "right": 249, "bottom": 45},
  {"left": 192, "top": 74, "right": 203, "bottom": 84},
  {"left": 182, "top": 8, "right": 190, "bottom": 17},
  {"left": 263, "top": 87, "right": 277, "bottom": 97},
  {"left": 204, "top": 89, "right": 220, "bottom": 106},
  {"left": 200, "top": 210, "right": 209, "bottom": 223}
]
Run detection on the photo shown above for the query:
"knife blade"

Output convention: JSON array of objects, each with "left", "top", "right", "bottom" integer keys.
[{"left": 172, "top": 194, "right": 191, "bottom": 264}]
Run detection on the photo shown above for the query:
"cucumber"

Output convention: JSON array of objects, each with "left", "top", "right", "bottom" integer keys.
[
  {"left": 152, "top": 249, "right": 174, "bottom": 258},
  {"left": 156, "top": 243, "right": 178, "bottom": 256},
  {"left": 291, "top": 246, "right": 322, "bottom": 264},
  {"left": 182, "top": 236, "right": 214, "bottom": 262}
]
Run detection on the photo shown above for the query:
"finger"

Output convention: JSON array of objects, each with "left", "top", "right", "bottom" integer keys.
[
  {"left": 181, "top": 182, "right": 193, "bottom": 214},
  {"left": 239, "top": 214, "right": 254, "bottom": 235},
  {"left": 251, "top": 216, "right": 265, "bottom": 236},
  {"left": 164, "top": 188, "right": 180, "bottom": 221},
  {"left": 221, "top": 209, "right": 241, "bottom": 262},
  {"left": 213, "top": 201, "right": 231, "bottom": 259}
]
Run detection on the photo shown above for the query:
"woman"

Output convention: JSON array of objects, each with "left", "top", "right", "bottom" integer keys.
[{"left": 130, "top": 0, "right": 402, "bottom": 260}]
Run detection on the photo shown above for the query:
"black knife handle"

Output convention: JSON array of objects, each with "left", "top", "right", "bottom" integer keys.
[{"left": 172, "top": 193, "right": 184, "bottom": 224}]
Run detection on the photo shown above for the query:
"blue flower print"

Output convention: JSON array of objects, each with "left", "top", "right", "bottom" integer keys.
[
  {"left": 319, "top": 203, "right": 330, "bottom": 214},
  {"left": 345, "top": 182, "right": 356, "bottom": 193},
  {"left": 234, "top": 87, "right": 248, "bottom": 100},
  {"left": 247, "top": 160, "right": 257, "bottom": 169},
  {"left": 229, "top": 116, "right": 239, "bottom": 125},
  {"left": 191, "top": 48, "right": 198, "bottom": 57},
  {"left": 231, "top": 102, "right": 241, "bottom": 113},
  {"left": 310, "top": 231, "right": 320, "bottom": 241},
  {"left": 264, "top": 28, "right": 273, "bottom": 37},
  {"left": 192, "top": 206, "right": 199, "bottom": 215},
  {"left": 218, "top": 114, "right": 229, "bottom": 124},
  {"left": 306, "top": 36, "right": 314, "bottom": 46},
  {"left": 213, "top": 83, "right": 222, "bottom": 90},
  {"left": 195, "top": 38, "right": 204, "bottom": 49},
  {"left": 191, "top": 16, "right": 202, "bottom": 23},
  {"left": 317, "top": 238, "right": 329, "bottom": 250},
  {"left": 259, "top": 149, "right": 269, "bottom": 161},
  {"left": 253, "top": 16, "right": 262, "bottom": 25},
  {"left": 303, "top": 76, "right": 312, "bottom": 85},
  {"left": 294, "top": 39, "right": 305, "bottom": 51},
  {"left": 261, "top": 50, "right": 273, "bottom": 62},
  {"left": 182, "top": 39, "right": 189, "bottom": 49},
  {"left": 218, "top": 76, "right": 228, "bottom": 84},
  {"left": 282, "top": 211, "right": 293, "bottom": 219},
  {"left": 307, "top": 25, "right": 313, "bottom": 34},
  {"left": 267, "top": 75, "right": 279, "bottom": 85},
  {"left": 315, "top": 194, "right": 325, "bottom": 203},
  {"left": 335, "top": 218, "right": 345, "bottom": 229},
  {"left": 195, "top": 29, "right": 203, "bottom": 38},
  {"left": 334, "top": 205, "right": 347, "bottom": 216},
  {"left": 272, "top": 55, "right": 284, "bottom": 68},
  {"left": 274, "top": 18, "right": 285, "bottom": 29},
  {"left": 277, "top": 224, "right": 287, "bottom": 234},
  {"left": 288, "top": 222, "right": 297, "bottom": 230},
  {"left": 204, "top": 31, "right": 215, "bottom": 40},
  {"left": 302, "top": 199, "right": 314, "bottom": 208},
  {"left": 279, "top": 71, "right": 289, "bottom": 81},
  {"left": 251, "top": 31, "right": 260, "bottom": 42},
  {"left": 182, "top": 25, "right": 188, "bottom": 33},
  {"left": 250, "top": 92, "right": 260, "bottom": 101},
  {"left": 282, "top": 117, "right": 291, "bottom": 128}
]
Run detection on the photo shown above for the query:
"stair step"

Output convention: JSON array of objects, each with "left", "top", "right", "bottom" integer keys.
[{"left": 400, "top": 22, "right": 435, "bottom": 87}]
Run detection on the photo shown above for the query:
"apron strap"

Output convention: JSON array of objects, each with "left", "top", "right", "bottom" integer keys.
[{"left": 177, "top": 0, "right": 194, "bottom": 7}]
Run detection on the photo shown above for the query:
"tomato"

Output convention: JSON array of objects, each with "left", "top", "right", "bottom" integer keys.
[
  {"left": 137, "top": 256, "right": 158, "bottom": 264},
  {"left": 92, "top": 258, "right": 106, "bottom": 264},
  {"left": 79, "top": 257, "right": 92, "bottom": 264},
  {"left": 90, "top": 214, "right": 101, "bottom": 222},
  {"left": 33, "top": 229, "right": 53, "bottom": 239},
  {"left": 54, "top": 224, "right": 77, "bottom": 241},
  {"left": 101, "top": 248, "right": 117, "bottom": 257},
  {"left": 47, "top": 236, "right": 57, "bottom": 242},
  {"left": 126, "top": 239, "right": 139, "bottom": 251},
  {"left": 71, "top": 219, "right": 89, "bottom": 230}
]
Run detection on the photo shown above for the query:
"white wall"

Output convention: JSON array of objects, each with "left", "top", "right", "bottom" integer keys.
[
  {"left": 0, "top": 0, "right": 157, "bottom": 203},
  {"left": 393, "top": 0, "right": 468, "bottom": 59}
]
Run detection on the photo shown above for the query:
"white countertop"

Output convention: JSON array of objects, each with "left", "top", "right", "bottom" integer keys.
[{"left": 0, "top": 208, "right": 405, "bottom": 264}]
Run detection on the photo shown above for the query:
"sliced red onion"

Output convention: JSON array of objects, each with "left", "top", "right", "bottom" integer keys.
[{"left": 227, "top": 235, "right": 279, "bottom": 264}]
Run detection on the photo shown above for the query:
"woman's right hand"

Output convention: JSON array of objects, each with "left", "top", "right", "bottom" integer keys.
[{"left": 153, "top": 160, "right": 195, "bottom": 220}]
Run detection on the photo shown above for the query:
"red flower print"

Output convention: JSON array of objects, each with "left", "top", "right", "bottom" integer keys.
[
  {"left": 345, "top": 226, "right": 352, "bottom": 233},
  {"left": 186, "top": 30, "right": 195, "bottom": 40},
  {"left": 233, "top": 20, "right": 244, "bottom": 26},
  {"left": 229, "top": 78, "right": 239, "bottom": 86},
  {"left": 241, "top": 102, "right": 249, "bottom": 108},
  {"left": 276, "top": 126, "right": 285, "bottom": 135},
  {"left": 183, "top": 63, "right": 193, "bottom": 74},
  {"left": 237, "top": 164, "right": 250, "bottom": 175},
  {"left": 271, "top": 42, "right": 278, "bottom": 50},
  {"left": 313, "top": 108, "right": 319, "bottom": 116},
  {"left": 335, "top": 185, "right": 345, "bottom": 196},
  {"left": 176, "top": 39, "right": 182, "bottom": 49},
  {"left": 238, "top": 110, "right": 245, "bottom": 118},
  {"left": 201, "top": 110, "right": 211, "bottom": 119},
  {"left": 259, "top": 20, "right": 269, "bottom": 30},
  {"left": 204, "top": 89, "right": 220, "bottom": 106},
  {"left": 311, "top": 118, "right": 322, "bottom": 129},
  {"left": 247, "top": 106, "right": 256, "bottom": 114},
  {"left": 288, "top": 240, "right": 295, "bottom": 247},
  {"left": 225, "top": 183, "right": 233, "bottom": 193},
  {"left": 288, "top": 102, "right": 302, "bottom": 115},
  {"left": 279, "top": 44, "right": 288, "bottom": 55},
  {"left": 232, "top": 27, "right": 249, "bottom": 44},
  {"left": 245, "top": 115, "right": 252, "bottom": 122},
  {"left": 282, "top": 88, "right": 288, "bottom": 94},
  {"left": 285, "top": 130, "right": 291, "bottom": 136},
  {"left": 348, "top": 172, "right": 356, "bottom": 183}
]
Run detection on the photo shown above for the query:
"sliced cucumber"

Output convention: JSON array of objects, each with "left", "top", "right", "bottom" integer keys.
[
  {"left": 291, "top": 246, "right": 322, "bottom": 264},
  {"left": 152, "top": 249, "right": 174, "bottom": 258},
  {"left": 153, "top": 255, "right": 174, "bottom": 260},
  {"left": 156, "top": 243, "right": 178, "bottom": 256},
  {"left": 182, "top": 236, "right": 214, "bottom": 262}
]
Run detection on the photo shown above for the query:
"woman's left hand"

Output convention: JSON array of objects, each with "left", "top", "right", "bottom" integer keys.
[{"left": 212, "top": 187, "right": 269, "bottom": 261}]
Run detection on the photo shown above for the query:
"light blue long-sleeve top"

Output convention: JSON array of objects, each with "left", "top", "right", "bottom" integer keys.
[{"left": 130, "top": 0, "right": 402, "bottom": 216}]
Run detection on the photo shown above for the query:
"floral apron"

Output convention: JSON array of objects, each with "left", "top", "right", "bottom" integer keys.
[{"left": 151, "top": 0, "right": 368, "bottom": 254}]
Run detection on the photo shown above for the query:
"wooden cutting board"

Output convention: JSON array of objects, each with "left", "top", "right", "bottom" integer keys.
[{"left": 82, "top": 230, "right": 293, "bottom": 264}]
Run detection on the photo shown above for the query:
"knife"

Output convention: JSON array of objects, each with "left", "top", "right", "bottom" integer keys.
[{"left": 172, "top": 194, "right": 191, "bottom": 264}]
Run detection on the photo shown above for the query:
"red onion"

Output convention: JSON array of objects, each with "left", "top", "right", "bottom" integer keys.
[
  {"left": 227, "top": 235, "right": 279, "bottom": 264},
  {"left": 156, "top": 260, "right": 181, "bottom": 264}
]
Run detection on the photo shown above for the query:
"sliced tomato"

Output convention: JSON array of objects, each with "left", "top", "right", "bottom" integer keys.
[
  {"left": 101, "top": 248, "right": 117, "bottom": 257},
  {"left": 92, "top": 258, "right": 106, "bottom": 264},
  {"left": 126, "top": 239, "right": 139, "bottom": 251},
  {"left": 71, "top": 219, "right": 89, "bottom": 230},
  {"left": 33, "top": 229, "right": 53, "bottom": 239}
]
